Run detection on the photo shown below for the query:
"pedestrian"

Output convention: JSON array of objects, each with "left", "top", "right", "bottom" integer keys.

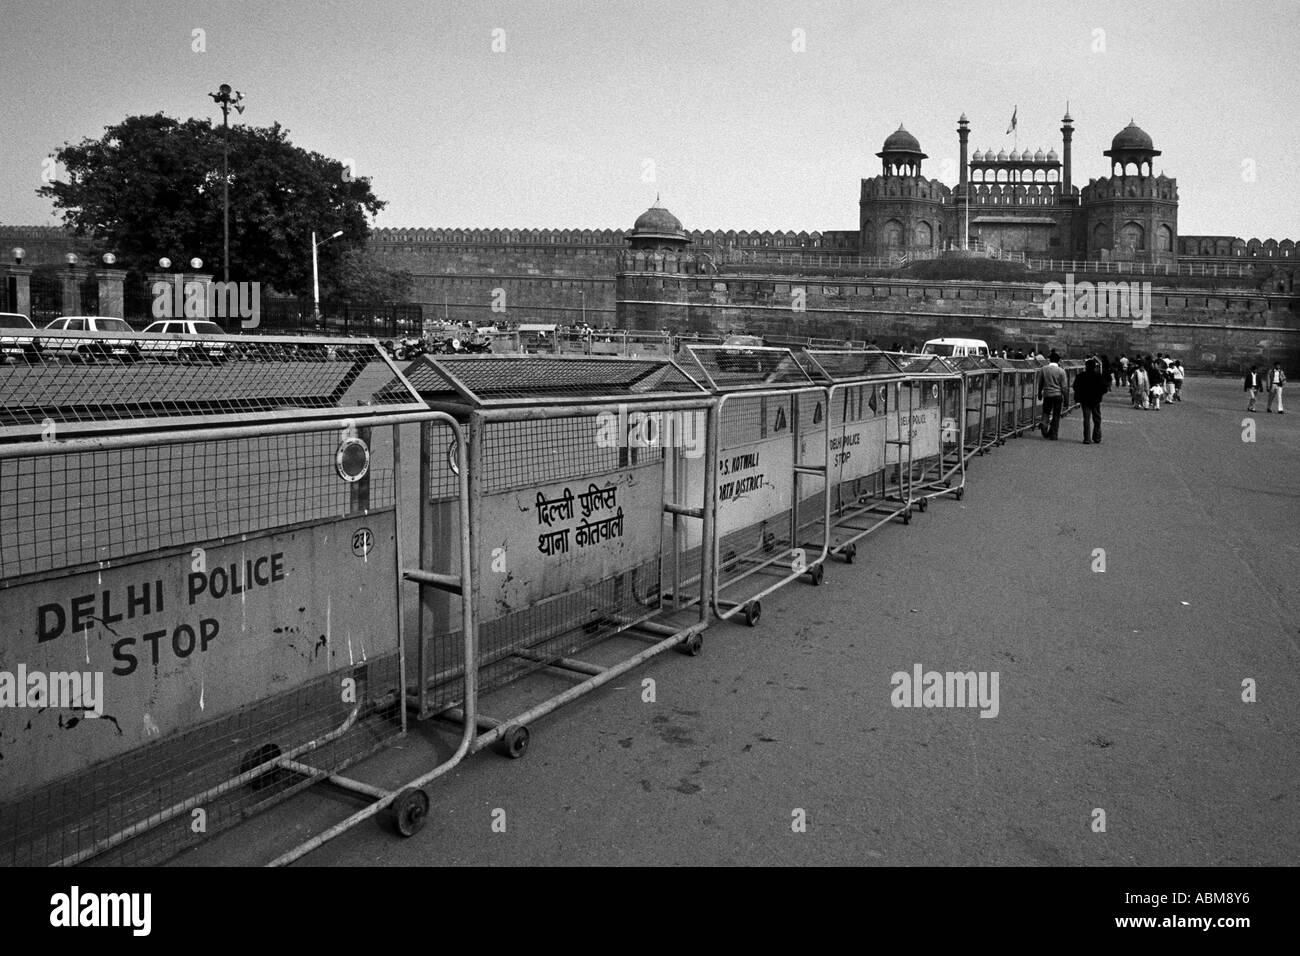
[
  {"left": 1244, "top": 364, "right": 1262, "bottom": 412},
  {"left": 1132, "top": 362, "right": 1149, "bottom": 409},
  {"left": 1117, "top": 354, "right": 1129, "bottom": 389},
  {"left": 1171, "top": 360, "right": 1185, "bottom": 401},
  {"left": 1073, "top": 356, "right": 1109, "bottom": 444},
  {"left": 1037, "top": 350, "right": 1068, "bottom": 439},
  {"left": 1100, "top": 353, "right": 1111, "bottom": 386},
  {"left": 1148, "top": 359, "right": 1164, "bottom": 410},
  {"left": 1266, "top": 361, "right": 1287, "bottom": 413}
]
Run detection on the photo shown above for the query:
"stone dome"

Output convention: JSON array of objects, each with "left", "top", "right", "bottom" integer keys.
[
  {"left": 1047, "top": 147, "right": 1059, "bottom": 160},
  {"left": 881, "top": 124, "right": 923, "bottom": 154},
  {"left": 1033, "top": 147, "right": 1045, "bottom": 162},
  {"left": 630, "top": 203, "right": 688, "bottom": 242},
  {"left": 971, "top": 149, "right": 984, "bottom": 162},
  {"left": 996, "top": 148, "right": 1009, "bottom": 161},
  {"left": 1110, "top": 120, "right": 1155, "bottom": 152}
]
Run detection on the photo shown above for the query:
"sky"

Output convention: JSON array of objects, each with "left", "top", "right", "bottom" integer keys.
[{"left": 1, "top": 0, "right": 1296, "bottom": 239}]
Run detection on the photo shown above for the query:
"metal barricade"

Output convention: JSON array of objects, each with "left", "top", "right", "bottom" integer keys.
[
  {"left": 987, "top": 358, "right": 1021, "bottom": 442},
  {"left": 951, "top": 355, "right": 1002, "bottom": 460},
  {"left": 1018, "top": 358, "right": 1043, "bottom": 434},
  {"left": 676, "top": 345, "right": 830, "bottom": 626},
  {"left": 396, "top": 355, "right": 715, "bottom": 763},
  {"left": 1061, "top": 359, "right": 1085, "bottom": 415},
  {"left": 886, "top": 354, "right": 965, "bottom": 510},
  {"left": 797, "top": 350, "right": 913, "bottom": 562},
  {"left": 0, "top": 331, "right": 473, "bottom": 866}
]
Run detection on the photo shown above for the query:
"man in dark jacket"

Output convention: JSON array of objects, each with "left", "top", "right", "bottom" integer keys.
[{"left": 1073, "top": 357, "right": 1110, "bottom": 444}]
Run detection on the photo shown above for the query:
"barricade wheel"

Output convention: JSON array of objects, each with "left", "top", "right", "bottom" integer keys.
[
  {"left": 497, "top": 725, "right": 530, "bottom": 759},
  {"left": 918, "top": 498, "right": 928, "bottom": 512},
  {"left": 955, "top": 487, "right": 965, "bottom": 501},
  {"left": 843, "top": 543, "right": 857, "bottom": 564},
  {"left": 902, "top": 510, "right": 911, "bottom": 525},
  {"left": 678, "top": 633, "right": 704, "bottom": 656},
  {"left": 743, "top": 601, "right": 761, "bottom": 627},
  {"left": 391, "top": 787, "right": 430, "bottom": 837},
  {"left": 809, "top": 564, "right": 824, "bottom": 586}
]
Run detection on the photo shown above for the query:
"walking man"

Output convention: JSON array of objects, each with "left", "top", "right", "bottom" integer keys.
[
  {"left": 1073, "top": 357, "right": 1109, "bottom": 444},
  {"left": 1245, "top": 364, "right": 1263, "bottom": 412},
  {"left": 1037, "top": 350, "right": 1068, "bottom": 440},
  {"left": 1266, "top": 361, "right": 1287, "bottom": 413}
]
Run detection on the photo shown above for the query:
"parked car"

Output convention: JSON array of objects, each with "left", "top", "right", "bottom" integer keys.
[
  {"left": 138, "top": 319, "right": 229, "bottom": 361},
  {"left": 40, "top": 316, "right": 143, "bottom": 362},
  {"left": 0, "top": 313, "right": 40, "bottom": 361}
]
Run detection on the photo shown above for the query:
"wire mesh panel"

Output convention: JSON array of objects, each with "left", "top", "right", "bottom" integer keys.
[
  {"left": 0, "top": 426, "right": 405, "bottom": 867},
  {"left": 0, "top": 330, "right": 425, "bottom": 438}
]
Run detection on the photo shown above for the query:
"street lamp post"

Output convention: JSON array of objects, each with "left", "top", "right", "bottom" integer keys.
[
  {"left": 579, "top": 289, "right": 586, "bottom": 326},
  {"left": 208, "top": 84, "right": 244, "bottom": 283},
  {"left": 312, "top": 230, "right": 344, "bottom": 325}
]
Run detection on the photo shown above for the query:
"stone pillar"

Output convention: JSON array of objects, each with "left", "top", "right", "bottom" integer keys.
[
  {"left": 957, "top": 114, "right": 969, "bottom": 191},
  {"left": 5, "top": 266, "right": 32, "bottom": 317},
  {"left": 145, "top": 272, "right": 213, "bottom": 320},
  {"left": 97, "top": 268, "right": 127, "bottom": 319},
  {"left": 59, "top": 266, "right": 85, "bottom": 316},
  {"left": 1061, "top": 111, "right": 1074, "bottom": 196}
]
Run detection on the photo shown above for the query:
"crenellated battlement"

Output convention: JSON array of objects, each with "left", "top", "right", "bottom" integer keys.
[{"left": 1180, "top": 235, "right": 1296, "bottom": 259}]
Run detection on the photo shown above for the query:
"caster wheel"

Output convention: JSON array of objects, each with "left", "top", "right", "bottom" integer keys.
[
  {"left": 742, "top": 601, "right": 761, "bottom": 627},
  {"left": 955, "top": 487, "right": 965, "bottom": 501},
  {"left": 810, "top": 564, "right": 824, "bottom": 586},
  {"left": 918, "top": 498, "right": 928, "bottom": 512},
  {"left": 843, "top": 543, "right": 857, "bottom": 564},
  {"left": 390, "top": 787, "right": 429, "bottom": 837},
  {"left": 678, "top": 632, "right": 703, "bottom": 656},
  {"left": 902, "top": 510, "right": 911, "bottom": 525},
  {"left": 496, "top": 725, "right": 530, "bottom": 759},
  {"left": 239, "top": 743, "right": 287, "bottom": 792}
]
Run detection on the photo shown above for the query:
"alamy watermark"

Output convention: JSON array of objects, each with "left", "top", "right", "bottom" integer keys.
[
  {"left": 152, "top": 275, "right": 261, "bottom": 328},
  {"left": 595, "top": 406, "right": 706, "bottom": 458},
  {"left": 0, "top": 666, "right": 104, "bottom": 717},
  {"left": 890, "top": 663, "right": 999, "bottom": 717},
  {"left": 1041, "top": 273, "right": 1151, "bottom": 328}
]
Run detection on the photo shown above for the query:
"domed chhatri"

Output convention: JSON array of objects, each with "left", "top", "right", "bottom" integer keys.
[
  {"left": 1107, "top": 120, "right": 1158, "bottom": 155},
  {"left": 629, "top": 202, "right": 689, "bottom": 244},
  {"left": 880, "top": 124, "right": 925, "bottom": 156}
]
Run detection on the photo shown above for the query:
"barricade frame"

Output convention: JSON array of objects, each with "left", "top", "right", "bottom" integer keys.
[
  {"left": 396, "top": 354, "right": 717, "bottom": 767},
  {"left": 798, "top": 349, "right": 919, "bottom": 563},
  {"left": 1, "top": 412, "right": 475, "bottom": 868},
  {"left": 679, "top": 345, "right": 831, "bottom": 625},
  {"left": 888, "top": 354, "right": 966, "bottom": 510}
]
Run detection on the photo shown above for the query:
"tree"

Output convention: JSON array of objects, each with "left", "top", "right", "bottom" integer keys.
[{"left": 38, "top": 113, "right": 386, "bottom": 297}]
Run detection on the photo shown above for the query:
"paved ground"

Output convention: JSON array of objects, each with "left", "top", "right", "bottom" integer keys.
[{"left": 185, "top": 375, "right": 1299, "bottom": 866}]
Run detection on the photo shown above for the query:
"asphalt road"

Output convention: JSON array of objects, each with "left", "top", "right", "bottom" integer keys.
[{"left": 185, "top": 375, "right": 1299, "bottom": 866}]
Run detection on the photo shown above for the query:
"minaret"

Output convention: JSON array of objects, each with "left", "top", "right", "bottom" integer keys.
[
  {"left": 957, "top": 113, "right": 970, "bottom": 193},
  {"left": 1061, "top": 106, "right": 1074, "bottom": 196}
]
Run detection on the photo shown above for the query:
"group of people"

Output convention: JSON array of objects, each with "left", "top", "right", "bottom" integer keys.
[
  {"left": 1111, "top": 353, "right": 1186, "bottom": 411},
  {"left": 1244, "top": 363, "right": 1287, "bottom": 413},
  {"left": 1036, "top": 351, "right": 1186, "bottom": 445}
]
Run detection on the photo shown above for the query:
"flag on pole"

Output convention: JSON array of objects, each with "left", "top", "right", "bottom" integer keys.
[{"left": 1006, "top": 106, "right": 1017, "bottom": 135}]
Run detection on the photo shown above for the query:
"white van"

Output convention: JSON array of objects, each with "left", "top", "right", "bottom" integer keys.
[{"left": 920, "top": 337, "right": 990, "bottom": 358}]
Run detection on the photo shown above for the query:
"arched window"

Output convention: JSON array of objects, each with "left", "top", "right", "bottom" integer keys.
[
  {"left": 915, "top": 221, "right": 933, "bottom": 247},
  {"left": 1157, "top": 225, "right": 1173, "bottom": 252},
  {"left": 1120, "top": 221, "right": 1145, "bottom": 251},
  {"left": 1093, "top": 222, "right": 1112, "bottom": 251},
  {"left": 883, "top": 219, "right": 904, "bottom": 248}
]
